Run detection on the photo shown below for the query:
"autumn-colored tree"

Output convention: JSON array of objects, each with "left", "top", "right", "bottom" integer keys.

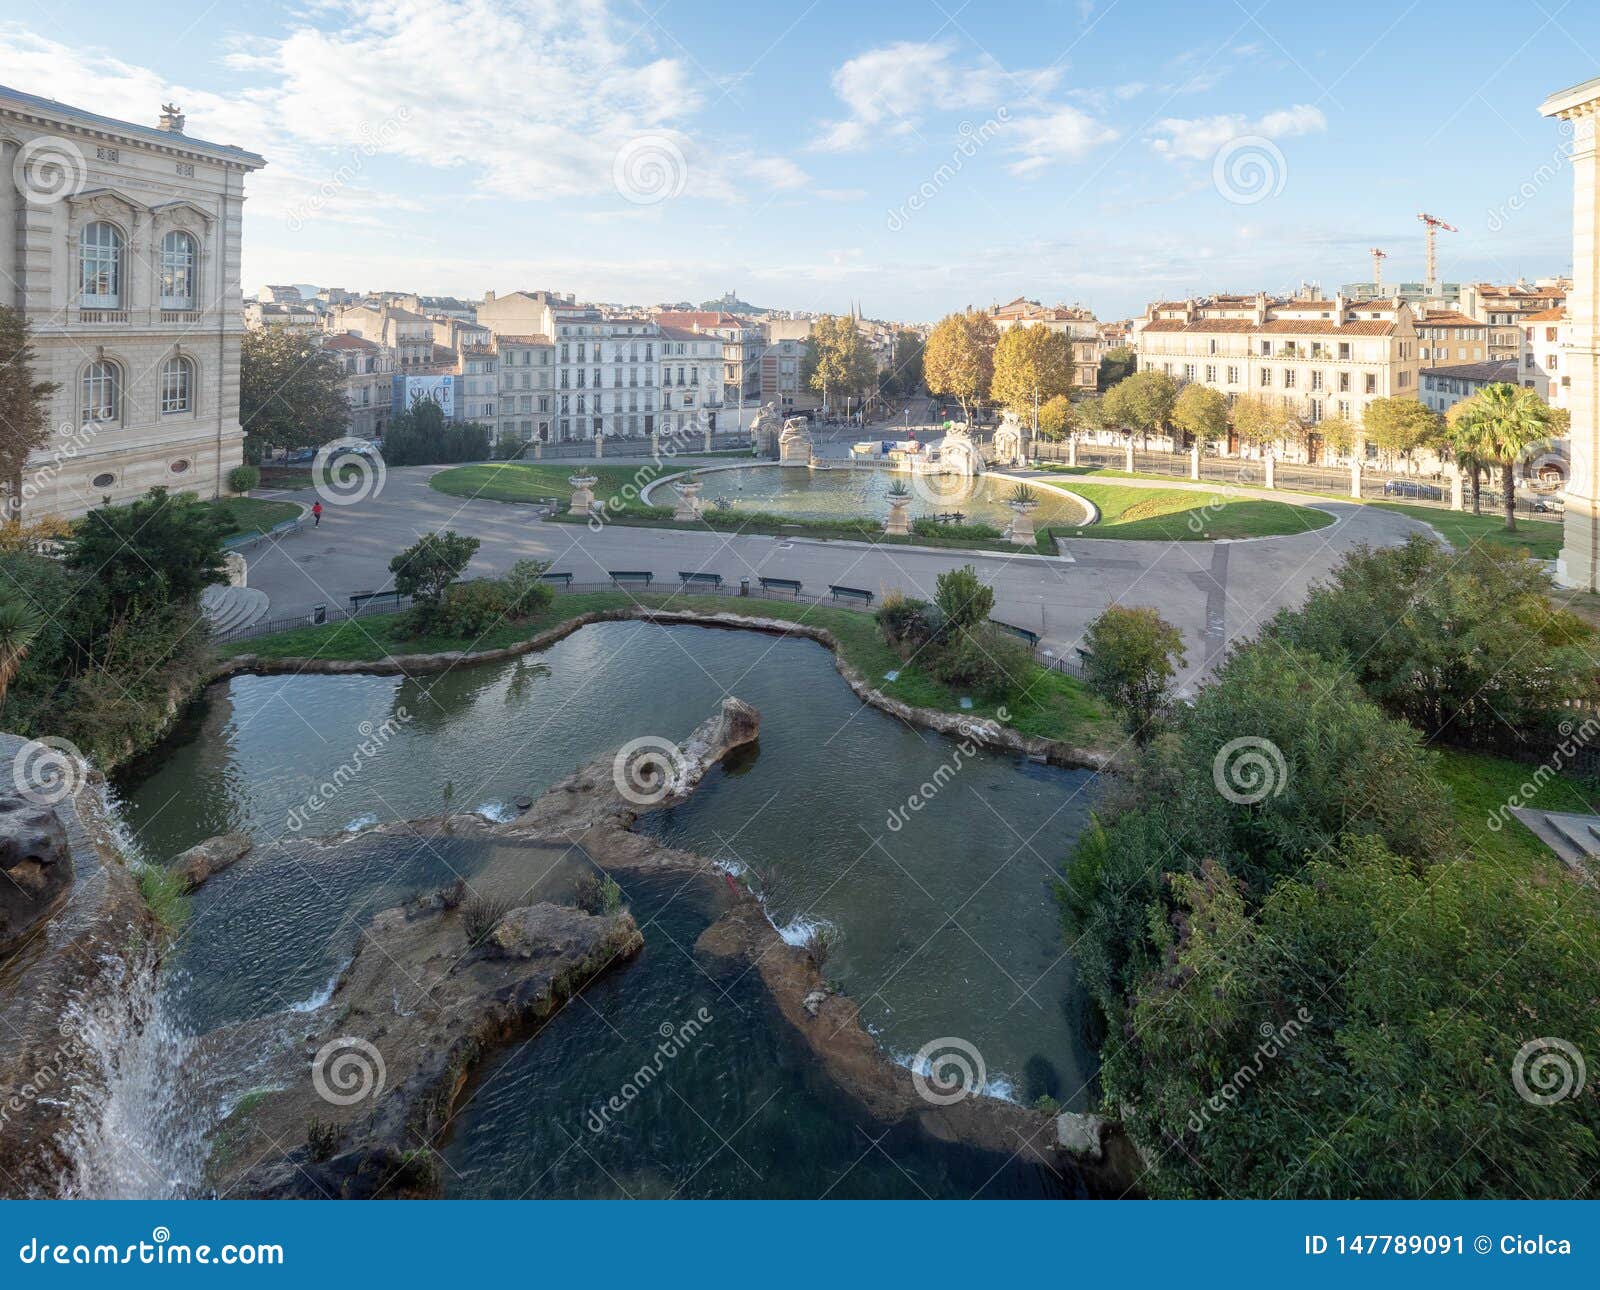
[
  {"left": 1170, "top": 384, "right": 1228, "bottom": 447},
  {"left": 989, "top": 325, "right": 1074, "bottom": 415},
  {"left": 1315, "top": 414, "right": 1357, "bottom": 460},
  {"left": 923, "top": 311, "right": 998, "bottom": 422},
  {"left": 1228, "top": 394, "right": 1282, "bottom": 450},
  {"left": 1036, "top": 394, "right": 1075, "bottom": 441},
  {"left": 805, "top": 314, "right": 876, "bottom": 408},
  {"left": 1362, "top": 396, "right": 1443, "bottom": 471},
  {"left": 0, "top": 306, "right": 59, "bottom": 522}
]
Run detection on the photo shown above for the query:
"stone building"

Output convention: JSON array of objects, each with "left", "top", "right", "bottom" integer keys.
[
  {"left": 492, "top": 334, "right": 555, "bottom": 443},
  {"left": 0, "top": 87, "right": 264, "bottom": 518},
  {"left": 322, "top": 332, "right": 391, "bottom": 440},
  {"left": 988, "top": 297, "right": 1102, "bottom": 389},
  {"left": 323, "top": 301, "right": 433, "bottom": 369},
  {"left": 1521, "top": 307, "right": 1570, "bottom": 409},
  {"left": 657, "top": 325, "right": 725, "bottom": 437}
]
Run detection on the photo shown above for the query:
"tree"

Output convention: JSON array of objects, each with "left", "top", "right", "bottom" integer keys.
[
  {"left": 933, "top": 564, "right": 994, "bottom": 631},
  {"left": 1361, "top": 396, "right": 1443, "bottom": 471},
  {"left": 882, "top": 329, "right": 925, "bottom": 398},
  {"left": 389, "top": 530, "right": 480, "bottom": 624},
  {"left": 989, "top": 326, "right": 1074, "bottom": 416},
  {"left": 383, "top": 401, "right": 491, "bottom": 465},
  {"left": 1081, "top": 605, "right": 1187, "bottom": 745},
  {"left": 240, "top": 329, "right": 350, "bottom": 460},
  {"left": 68, "top": 487, "right": 233, "bottom": 618},
  {"left": 1170, "top": 384, "right": 1228, "bottom": 447},
  {"left": 923, "top": 311, "right": 997, "bottom": 422},
  {"left": 805, "top": 314, "right": 876, "bottom": 409},
  {"left": 1097, "top": 346, "right": 1136, "bottom": 390},
  {"left": 1101, "top": 370, "right": 1177, "bottom": 441},
  {"left": 1447, "top": 383, "right": 1556, "bottom": 532},
  {"left": 1036, "top": 394, "right": 1075, "bottom": 442},
  {"left": 0, "top": 306, "right": 59, "bottom": 522},
  {"left": 1315, "top": 413, "right": 1357, "bottom": 461},
  {"left": 1228, "top": 393, "right": 1281, "bottom": 450},
  {"left": 0, "top": 590, "right": 42, "bottom": 707}
]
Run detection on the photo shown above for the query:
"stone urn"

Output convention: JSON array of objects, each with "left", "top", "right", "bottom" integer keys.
[
  {"left": 673, "top": 480, "right": 704, "bottom": 522},
  {"left": 884, "top": 482, "right": 912, "bottom": 536},
  {"left": 568, "top": 472, "right": 598, "bottom": 514},
  {"left": 1005, "top": 484, "right": 1041, "bottom": 546}
]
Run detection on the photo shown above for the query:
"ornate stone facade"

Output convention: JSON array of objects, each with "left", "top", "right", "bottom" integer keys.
[{"left": 0, "top": 87, "right": 265, "bottom": 518}]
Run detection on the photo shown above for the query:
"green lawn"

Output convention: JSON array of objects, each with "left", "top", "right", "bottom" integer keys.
[
  {"left": 1435, "top": 747, "right": 1599, "bottom": 876},
  {"left": 1370, "top": 503, "right": 1563, "bottom": 560},
  {"left": 224, "top": 589, "right": 1121, "bottom": 753},
  {"left": 430, "top": 461, "right": 744, "bottom": 510},
  {"left": 204, "top": 497, "right": 303, "bottom": 537},
  {"left": 1051, "top": 484, "right": 1333, "bottom": 541}
]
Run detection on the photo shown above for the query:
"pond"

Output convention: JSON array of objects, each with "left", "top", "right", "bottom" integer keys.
[
  {"left": 668, "top": 464, "right": 1091, "bottom": 529},
  {"left": 116, "top": 621, "right": 1103, "bottom": 1197}
]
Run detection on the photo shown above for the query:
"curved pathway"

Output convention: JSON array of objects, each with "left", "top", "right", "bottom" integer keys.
[{"left": 244, "top": 460, "right": 1432, "bottom": 689}]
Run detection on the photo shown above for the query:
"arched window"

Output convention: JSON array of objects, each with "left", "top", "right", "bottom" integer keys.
[
  {"left": 160, "top": 231, "right": 197, "bottom": 309},
  {"left": 79, "top": 222, "right": 123, "bottom": 307},
  {"left": 160, "top": 356, "right": 193, "bottom": 414},
  {"left": 81, "top": 361, "right": 120, "bottom": 425}
]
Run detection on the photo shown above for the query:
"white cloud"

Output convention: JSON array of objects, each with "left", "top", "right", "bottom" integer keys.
[
  {"left": 1147, "top": 104, "right": 1326, "bottom": 161},
  {"left": 1005, "top": 108, "right": 1120, "bottom": 176}
]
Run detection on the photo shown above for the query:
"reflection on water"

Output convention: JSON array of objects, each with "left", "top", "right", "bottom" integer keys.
[
  {"left": 681, "top": 464, "right": 1087, "bottom": 527},
  {"left": 117, "top": 622, "right": 1101, "bottom": 1196}
]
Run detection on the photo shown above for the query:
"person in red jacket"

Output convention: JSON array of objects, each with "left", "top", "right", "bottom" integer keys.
[{"left": 311, "top": 501, "right": 323, "bottom": 527}]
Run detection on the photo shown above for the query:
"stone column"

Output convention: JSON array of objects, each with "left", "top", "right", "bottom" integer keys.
[
  {"left": 1264, "top": 454, "right": 1276, "bottom": 490},
  {"left": 1350, "top": 460, "right": 1362, "bottom": 499},
  {"left": 703, "top": 424, "right": 713, "bottom": 452},
  {"left": 533, "top": 440, "right": 543, "bottom": 460},
  {"left": 650, "top": 431, "right": 659, "bottom": 460},
  {"left": 1189, "top": 444, "right": 1201, "bottom": 480},
  {"left": 1450, "top": 463, "right": 1466, "bottom": 511},
  {"left": 1124, "top": 439, "right": 1135, "bottom": 473},
  {"left": 1542, "top": 82, "right": 1600, "bottom": 589},
  {"left": 1067, "top": 437, "right": 1078, "bottom": 468},
  {"left": 593, "top": 434, "right": 604, "bottom": 459}
]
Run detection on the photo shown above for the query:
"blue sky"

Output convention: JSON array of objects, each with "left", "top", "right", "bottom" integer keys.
[{"left": 1, "top": 0, "right": 1591, "bottom": 319}]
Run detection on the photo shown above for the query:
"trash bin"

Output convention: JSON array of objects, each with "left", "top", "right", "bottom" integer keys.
[
  {"left": 740, "top": 578, "right": 750, "bottom": 597},
  {"left": 312, "top": 603, "right": 327, "bottom": 625}
]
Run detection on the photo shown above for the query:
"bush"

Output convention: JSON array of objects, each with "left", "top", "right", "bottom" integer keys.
[
  {"left": 503, "top": 559, "right": 554, "bottom": 618},
  {"left": 909, "top": 518, "right": 1002, "bottom": 542},
  {"left": 226, "top": 464, "right": 261, "bottom": 495},
  {"left": 462, "top": 894, "right": 513, "bottom": 946},
  {"left": 574, "top": 872, "right": 623, "bottom": 915},
  {"left": 1081, "top": 605, "right": 1187, "bottom": 745},
  {"left": 137, "top": 864, "right": 191, "bottom": 934},
  {"left": 927, "top": 624, "right": 1034, "bottom": 699},
  {"left": 933, "top": 564, "right": 994, "bottom": 631},
  {"left": 390, "top": 530, "right": 480, "bottom": 631},
  {"left": 874, "top": 591, "right": 939, "bottom": 657},
  {"left": 430, "top": 580, "right": 514, "bottom": 638},
  {"left": 306, "top": 1117, "right": 340, "bottom": 1163}
]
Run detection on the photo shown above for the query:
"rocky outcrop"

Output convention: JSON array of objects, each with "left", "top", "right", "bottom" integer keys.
[
  {"left": 0, "top": 794, "right": 73, "bottom": 958},
  {"left": 170, "top": 832, "right": 252, "bottom": 893}
]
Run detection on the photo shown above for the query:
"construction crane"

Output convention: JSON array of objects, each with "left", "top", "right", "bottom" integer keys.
[
  {"left": 1417, "top": 212, "right": 1458, "bottom": 287},
  {"left": 1369, "top": 247, "right": 1388, "bottom": 293}
]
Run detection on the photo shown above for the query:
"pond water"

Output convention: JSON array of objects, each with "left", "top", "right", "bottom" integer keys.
[
  {"left": 116, "top": 621, "right": 1102, "bottom": 1197},
  {"left": 674, "top": 464, "right": 1090, "bottom": 528}
]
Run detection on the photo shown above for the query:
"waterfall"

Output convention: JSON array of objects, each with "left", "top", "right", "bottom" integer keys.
[{"left": 55, "top": 948, "right": 209, "bottom": 1199}]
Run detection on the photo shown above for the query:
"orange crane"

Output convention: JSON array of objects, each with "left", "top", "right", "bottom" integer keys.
[
  {"left": 1369, "top": 247, "right": 1388, "bottom": 292},
  {"left": 1417, "top": 212, "right": 1457, "bottom": 286}
]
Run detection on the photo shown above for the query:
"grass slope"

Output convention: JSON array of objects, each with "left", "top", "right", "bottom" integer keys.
[
  {"left": 205, "top": 497, "right": 302, "bottom": 537},
  {"left": 1370, "top": 503, "right": 1562, "bottom": 561}
]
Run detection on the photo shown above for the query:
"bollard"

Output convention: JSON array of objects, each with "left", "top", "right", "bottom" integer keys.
[
  {"left": 1189, "top": 444, "right": 1201, "bottom": 481},
  {"left": 1264, "top": 454, "right": 1276, "bottom": 490}
]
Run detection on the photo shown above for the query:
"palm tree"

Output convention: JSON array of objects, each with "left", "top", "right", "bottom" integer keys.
[
  {"left": 1447, "top": 383, "right": 1554, "bottom": 532},
  {"left": 0, "top": 592, "right": 41, "bottom": 707}
]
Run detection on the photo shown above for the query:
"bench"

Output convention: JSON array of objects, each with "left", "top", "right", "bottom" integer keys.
[
  {"left": 758, "top": 576, "right": 802, "bottom": 596},
  {"left": 828, "top": 584, "right": 873, "bottom": 606},
  {"left": 539, "top": 571, "right": 573, "bottom": 588},
  {"left": 350, "top": 589, "right": 403, "bottom": 614},
  {"left": 992, "top": 620, "right": 1040, "bottom": 647},
  {"left": 678, "top": 571, "right": 723, "bottom": 588},
  {"left": 609, "top": 570, "right": 654, "bottom": 588}
]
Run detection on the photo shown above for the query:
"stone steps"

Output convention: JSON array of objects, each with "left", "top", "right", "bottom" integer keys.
[
  {"left": 1509, "top": 807, "right": 1600, "bottom": 879},
  {"left": 201, "top": 585, "right": 270, "bottom": 636}
]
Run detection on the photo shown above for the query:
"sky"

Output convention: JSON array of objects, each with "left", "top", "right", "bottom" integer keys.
[{"left": 0, "top": 0, "right": 1592, "bottom": 321}]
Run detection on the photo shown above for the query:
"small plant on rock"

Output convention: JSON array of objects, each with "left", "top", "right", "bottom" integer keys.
[{"left": 461, "top": 893, "right": 513, "bottom": 946}]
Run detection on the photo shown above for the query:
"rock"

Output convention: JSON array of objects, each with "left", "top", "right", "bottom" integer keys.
[
  {"left": 487, "top": 902, "right": 611, "bottom": 961},
  {"left": 803, "top": 989, "right": 828, "bottom": 1017},
  {"left": 0, "top": 794, "right": 73, "bottom": 957},
  {"left": 170, "top": 832, "right": 252, "bottom": 892},
  {"left": 1056, "top": 1110, "right": 1106, "bottom": 1162}
]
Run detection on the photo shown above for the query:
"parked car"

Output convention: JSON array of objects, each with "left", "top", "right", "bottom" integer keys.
[{"left": 1382, "top": 479, "right": 1443, "bottom": 501}]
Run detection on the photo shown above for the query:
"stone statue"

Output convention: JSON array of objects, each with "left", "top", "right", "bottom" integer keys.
[
  {"left": 936, "top": 422, "right": 981, "bottom": 477},
  {"left": 751, "top": 403, "right": 784, "bottom": 456},
  {"left": 778, "top": 417, "right": 812, "bottom": 465},
  {"left": 992, "top": 411, "right": 1028, "bottom": 467}
]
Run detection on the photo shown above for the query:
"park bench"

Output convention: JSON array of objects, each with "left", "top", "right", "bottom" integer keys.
[
  {"left": 992, "top": 620, "right": 1040, "bottom": 647},
  {"left": 539, "top": 571, "right": 574, "bottom": 588},
  {"left": 350, "top": 589, "right": 403, "bottom": 614},
  {"left": 678, "top": 571, "right": 723, "bottom": 589},
  {"left": 758, "top": 576, "right": 802, "bottom": 596},
  {"left": 609, "top": 570, "right": 654, "bottom": 588},
  {"left": 828, "top": 584, "right": 873, "bottom": 606}
]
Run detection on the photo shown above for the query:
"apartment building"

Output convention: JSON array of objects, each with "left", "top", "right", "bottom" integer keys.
[
  {"left": 1522, "top": 307, "right": 1571, "bottom": 409},
  {"left": 1132, "top": 292, "right": 1423, "bottom": 460},
  {"left": 492, "top": 334, "right": 555, "bottom": 443},
  {"left": 1420, "top": 359, "right": 1523, "bottom": 415},
  {"left": 322, "top": 332, "right": 392, "bottom": 440},
  {"left": 988, "top": 297, "right": 1103, "bottom": 389},
  {"left": 323, "top": 301, "right": 434, "bottom": 369},
  {"left": 653, "top": 310, "right": 762, "bottom": 407},
  {"left": 0, "top": 87, "right": 265, "bottom": 518},
  {"left": 657, "top": 325, "right": 725, "bottom": 436}
]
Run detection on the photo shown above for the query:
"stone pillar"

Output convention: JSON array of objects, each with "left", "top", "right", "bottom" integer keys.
[
  {"left": 1542, "top": 82, "right": 1600, "bottom": 589},
  {"left": 1264, "top": 454, "right": 1276, "bottom": 490},
  {"left": 1124, "top": 439, "right": 1135, "bottom": 473},
  {"left": 1008, "top": 504, "right": 1038, "bottom": 546},
  {"left": 533, "top": 440, "right": 543, "bottom": 460},
  {"left": 703, "top": 425, "right": 713, "bottom": 452},
  {"left": 1189, "top": 444, "right": 1201, "bottom": 480},
  {"left": 1067, "top": 437, "right": 1078, "bottom": 468},
  {"left": 593, "top": 434, "right": 604, "bottom": 459},
  {"left": 1450, "top": 463, "right": 1466, "bottom": 511},
  {"left": 650, "top": 432, "right": 660, "bottom": 460},
  {"left": 1350, "top": 461, "right": 1362, "bottom": 499}
]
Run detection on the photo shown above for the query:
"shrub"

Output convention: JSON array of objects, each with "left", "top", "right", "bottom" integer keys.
[
  {"left": 226, "top": 464, "right": 261, "bottom": 495},
  {"left": 390, "top": 530, "right": 480, "bottom": 631},
  {"left": 1081, "top": 605, "right": 1187, "bottom": 745},
  {"left": 574, "top": 871, "right": 623, "bottom": 915},
  {"left": 431, "top": 579, "right": 514, "bottom": 638},
  {"left": 933, "top": 564, "right": 994, "bottom": 631},
  {"left": 306, "top": 1117, "right": 340, "bottom": 1163},
  {"left": 69, "top": 487, "right": 232, "bottom": 615},
  {"left": 503, "top": 559, "right": 554, "bottom": 618},
  {"left": 928, "top": 624, "right": 1033, "bottom": 699},
  {"left": 461, "top": 894, "right": 513, "bottom": 946},
  {"left": 874, "top": 591, "right": 938, "bottom": 657},
  {"left": 909, "top": 518, "right": 1003, "bottom": 542},
  {"left": 803, "top": 923, "right": 840, "bottom": 972}
]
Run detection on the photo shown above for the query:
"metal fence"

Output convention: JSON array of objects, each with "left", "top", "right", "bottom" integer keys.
[{"left": 520, "top": 433, "right": 753, "bottom": 461}]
